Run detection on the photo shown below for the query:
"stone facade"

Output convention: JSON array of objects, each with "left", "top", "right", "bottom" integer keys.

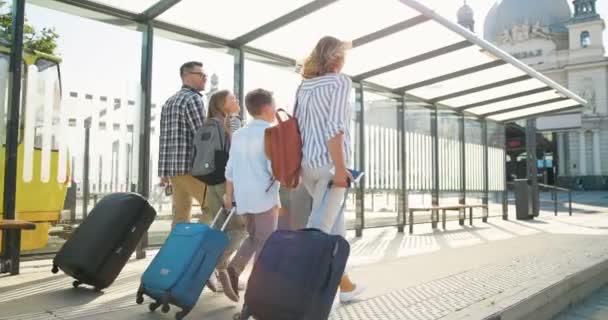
[{"left": 462, "top": 0, "right": 608, "bottom": 189}]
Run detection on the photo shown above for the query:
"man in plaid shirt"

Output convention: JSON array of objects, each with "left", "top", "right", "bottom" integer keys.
[{"left": 159, "top": 61, "right": 209, "bottom": 227}]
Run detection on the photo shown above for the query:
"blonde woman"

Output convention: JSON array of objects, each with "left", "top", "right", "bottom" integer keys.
[
  {"left": 204, "top": 90, "right": 247, "bottom": 299},
  {"left": 295, "top": 36, "right": 365, "bottom": 303}
]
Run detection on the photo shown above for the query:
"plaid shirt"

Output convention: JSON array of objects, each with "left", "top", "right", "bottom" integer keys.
[{"left": 158, "top": 86, "right": 206, "bottom": 177}]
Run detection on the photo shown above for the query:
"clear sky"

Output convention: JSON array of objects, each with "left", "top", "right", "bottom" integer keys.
[{"left": 21, "top": 0, "right": 608, "bottom": 107}]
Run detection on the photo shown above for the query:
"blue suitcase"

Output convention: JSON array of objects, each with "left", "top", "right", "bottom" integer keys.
[{"left": 136, "top": 207, "right": 236, "bottom": 320}]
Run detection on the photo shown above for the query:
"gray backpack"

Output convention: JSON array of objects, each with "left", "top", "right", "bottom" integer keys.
[{"left": 192, "top": 118, "right": 229, "bottom": 185}]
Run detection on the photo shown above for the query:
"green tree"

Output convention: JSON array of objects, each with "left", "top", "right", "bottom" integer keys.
[{"left": 0, "top": 0, "right": 59, "bottom": 55}]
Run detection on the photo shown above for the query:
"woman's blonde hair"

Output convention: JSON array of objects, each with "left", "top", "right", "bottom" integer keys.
[
  {"left": 206, "top": 90, "right": 231, "bottom": 133},
  {"left": 207, "top": 90, "right": 230, "bottom": 119},
  {"left": 301, "top": 36, "right": 350, "bottom": 79}
]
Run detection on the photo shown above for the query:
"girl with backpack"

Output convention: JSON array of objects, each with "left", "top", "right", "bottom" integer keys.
[{"left": 202, "top": 90, "right": 247, "bottom": 298}]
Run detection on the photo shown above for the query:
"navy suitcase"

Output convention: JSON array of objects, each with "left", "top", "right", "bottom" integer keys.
[
  {"left": 136, "top": 207, "right": 236, "bottom": 320},
  {"left": 51, "top": 193, "right": 156, "bottom": 290},
  {"left": 241, "top": 229, "right": 350, "bottom": 320}
]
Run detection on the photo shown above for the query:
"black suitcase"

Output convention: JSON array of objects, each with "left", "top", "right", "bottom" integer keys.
[
  {"left": 52, "top": 192, "right": 156, "bottom": 290},
  {"left": 241, "top": 229, "right": 350, "bottom": 320}
]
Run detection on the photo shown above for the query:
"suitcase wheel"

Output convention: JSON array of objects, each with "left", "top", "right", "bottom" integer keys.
[
  {"left": 161, "top": 304, "right": 170, "bottom": 313},
  {"left": 51, "top": 265, "right": 59, "bottom": 274},
  {"left": 149, "top": 302, "right": 160, "bottom": 312},
  {"left": 238, "top": 305, "right": 251, "bottom": 320},
  {"left": 234, "top": 312, "right": 252, "bottom": 320},
  {"left": 136, "top": 283, "right": 145, "bottom": 305},
  {"left": 175, "top": 309, "right": 190, "bottom": 320},
  {"left": 72, "top": 281, "right": 81, "bottom": 289}
]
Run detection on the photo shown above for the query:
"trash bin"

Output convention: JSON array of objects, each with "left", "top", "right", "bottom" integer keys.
[{"left": 514, "top": 179, "right": 533, "bottom": 220}]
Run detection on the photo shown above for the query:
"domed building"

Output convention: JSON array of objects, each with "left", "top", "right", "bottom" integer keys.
[
  {"left": 459, "top": 0, "right": 608, "bottom": 189},
  {"left": 484, "top": 0, "right": 572, "bottom": 44},
  {"left": 457, "top": 1, "right": 475, "bottom": 31}
]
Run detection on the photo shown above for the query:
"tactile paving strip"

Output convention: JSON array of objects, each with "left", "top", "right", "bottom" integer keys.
[{"left": 331, "top": 241, "right": 608, "bottom": 320}]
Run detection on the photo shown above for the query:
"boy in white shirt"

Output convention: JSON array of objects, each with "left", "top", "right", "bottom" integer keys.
[{"left": 222, "top": 89, "right": 279, "bottom": 302}]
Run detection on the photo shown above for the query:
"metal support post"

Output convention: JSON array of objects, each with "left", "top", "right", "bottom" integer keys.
[
  {"left": 502, "top": 124, "right": 508, "bottom": 220},
  {"left": 233, "top": 48, "right": 245, "bottom": 119},
  {"left": 397, "top": 97, "right": 408, "bottom": 233},
  {"left": 482, "top": 120, "right": 489, "bottom": 222},
  {"left": 431, "top": 105, "right": 439, "bottom": 228},
  {"left": 1, "top": 0, "right": 26, "bottom": 275},
  {"left": 83, "top": 118, "right": 91, "bottom": 220},
  {"left": 526, "top": 119, "right": 539, "bottom": 217},
  {"left": 135, "top": 22, "right": 154, "bottom": 259},
  {"left": 355, "top": 83, "right": 365, "bottom": 237},
  {"left": 459, "top": 114, "right": 466, "bottom": 225}
]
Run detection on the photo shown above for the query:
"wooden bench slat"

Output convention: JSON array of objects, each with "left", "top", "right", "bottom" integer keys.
[
  {"left": 409, "top": 204, "right": 487, "bottom": 211},
  {"left": 407, "top": 204, "right": 489, "bottom": 234},
  {"left": 0, "top": 220, "right": 36, "bottom": 230}
]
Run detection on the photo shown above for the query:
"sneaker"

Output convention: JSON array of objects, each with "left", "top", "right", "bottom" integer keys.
[
  {"left": 214, "top": 273, "right": 225, "bottom": 292},
  {"left": 217, "top": 270, "right": 239, "bottom": 302},
  {"left": 227, "top": 267, "right": 241, "bottom": 295},
  {"left": 339, "top": 284, "right": 366, "bottom": 303},
  {"left": 206, "top": 276, "right": 218, "bottom": 293},
  {"left": 238, "top": 279, "right": 246, "bottom": 291},
  {"left": 211, "top": 272, "right": 236, "bottom": 293}
]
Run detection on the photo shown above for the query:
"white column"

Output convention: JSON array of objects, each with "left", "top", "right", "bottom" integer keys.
[
  {"left": 578, "top": 130, "right": 587, "bottom": 176},
  {"left": 557, "top": 132, "right": 566, "bottom": 176},
  {"left": 593, "top": 130, "right": 601, "bottom": 175}
]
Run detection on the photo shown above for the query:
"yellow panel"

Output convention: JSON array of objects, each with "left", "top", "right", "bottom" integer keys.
[
  {"left": 17, "top": 211, "right": 60, "bottom": 222},
  {"left": 0, "top": 145, "right": 69, "bottom": 214}
]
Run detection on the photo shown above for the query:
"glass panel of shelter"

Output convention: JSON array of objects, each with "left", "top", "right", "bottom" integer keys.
[
  {"left": 362, "top": 91, "right": 402, "bottom": 228},
  {"left": 250, "top": 0, "right": 420, "bottom": 62},
  {"left": 408, "top": 65, "right": 527, "bottom": 101},
  {"left": 366, "top": 47, "right": 496, "bottom": 89},
  {"left": 440, "top": 78, "right": 547, "bottom": 107},
  {"left": 158, "top": 0, "right": 313, "bottom": 40}
]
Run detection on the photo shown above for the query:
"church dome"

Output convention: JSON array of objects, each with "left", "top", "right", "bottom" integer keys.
[
  {"left": 484, "top": 0, "right": 572, "bottom": 42},
  {"left": 458, "top": 3, "right": 474, "bottom": 22}
]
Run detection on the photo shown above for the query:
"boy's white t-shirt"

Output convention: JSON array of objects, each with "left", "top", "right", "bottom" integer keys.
[{"left": 225, "top": 119, "right": 279, "bottom": 214}]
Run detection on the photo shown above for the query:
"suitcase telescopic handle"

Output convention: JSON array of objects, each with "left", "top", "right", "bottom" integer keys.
[
  {"left": 219, "top": 207, "right": 237, "bottom": 232},
  {"left": 210, "top": 203, "right": 237, "bottom": 232}
]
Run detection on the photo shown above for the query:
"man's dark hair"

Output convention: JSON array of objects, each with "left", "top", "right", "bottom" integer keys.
[
  {"left": 245, "top": 89, "right": 274, "bottom": 116},
  {"left": 180, "top": 61, "right": 203, "bottom": 78}
]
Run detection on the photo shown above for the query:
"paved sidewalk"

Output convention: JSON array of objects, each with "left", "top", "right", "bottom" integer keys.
[{"left": 1, "top": 196, "right": 607, "bottom": 320}]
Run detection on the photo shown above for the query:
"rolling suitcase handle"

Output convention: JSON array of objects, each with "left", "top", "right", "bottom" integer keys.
[
  {"left": 322, "top": 170, "right": 364, "bottom": 220},
  {"left": 209, "top": 203, "right": 237, "bottom": 232}
]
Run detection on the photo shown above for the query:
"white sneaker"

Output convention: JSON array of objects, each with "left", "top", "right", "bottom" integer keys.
[
  {"left": 207, "top": 276, "right": 220, "bottom": 292},
  {"left": 216, "top": 282, "right": 224, "bottom": 292},
  {"left": 339, "top": 284, "right": 366, "bottom": 303},
  {"left": 211, "top": 272, "right": 243, "bottom": 293},
  {"left": 238, "top": 279, "right": 246, "bottom": 291}
]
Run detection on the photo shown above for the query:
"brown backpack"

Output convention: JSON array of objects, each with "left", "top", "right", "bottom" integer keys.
[{"left": 264, "top": 97, "right": 302, "bottom": 189}]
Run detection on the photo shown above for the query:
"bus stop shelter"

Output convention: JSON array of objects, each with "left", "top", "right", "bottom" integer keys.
[{"left": 1, "top": 0, "right": 586, "bottom": 273}]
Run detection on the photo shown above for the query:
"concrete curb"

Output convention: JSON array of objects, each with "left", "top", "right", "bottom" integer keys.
[
  {"left": 488, "top": 257, "right": 608, "bottom": 320},
  {"left": 445, "top": 255, "right": 608, "bottom": 320}
]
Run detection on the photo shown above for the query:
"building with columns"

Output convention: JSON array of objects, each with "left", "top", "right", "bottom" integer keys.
[{"left": 460, "top": 0, "right": 608, "bottom": 189}]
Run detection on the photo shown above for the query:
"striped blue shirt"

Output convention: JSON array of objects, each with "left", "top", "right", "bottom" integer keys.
[{"left": 295, "top": 73, "right": 352, "bottom": 169}]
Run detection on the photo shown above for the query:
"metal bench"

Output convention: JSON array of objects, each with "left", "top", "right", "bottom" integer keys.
[
  {"left": 408, "top": 204, "right": 488, "bottom": 234},
  {"left": 0, "top": 219, "right": 36, "bottom": 275}
]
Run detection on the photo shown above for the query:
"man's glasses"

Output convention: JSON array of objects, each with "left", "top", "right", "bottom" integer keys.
[{"left": 189, "top": 71, "right": 207, "bottom": 78}]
